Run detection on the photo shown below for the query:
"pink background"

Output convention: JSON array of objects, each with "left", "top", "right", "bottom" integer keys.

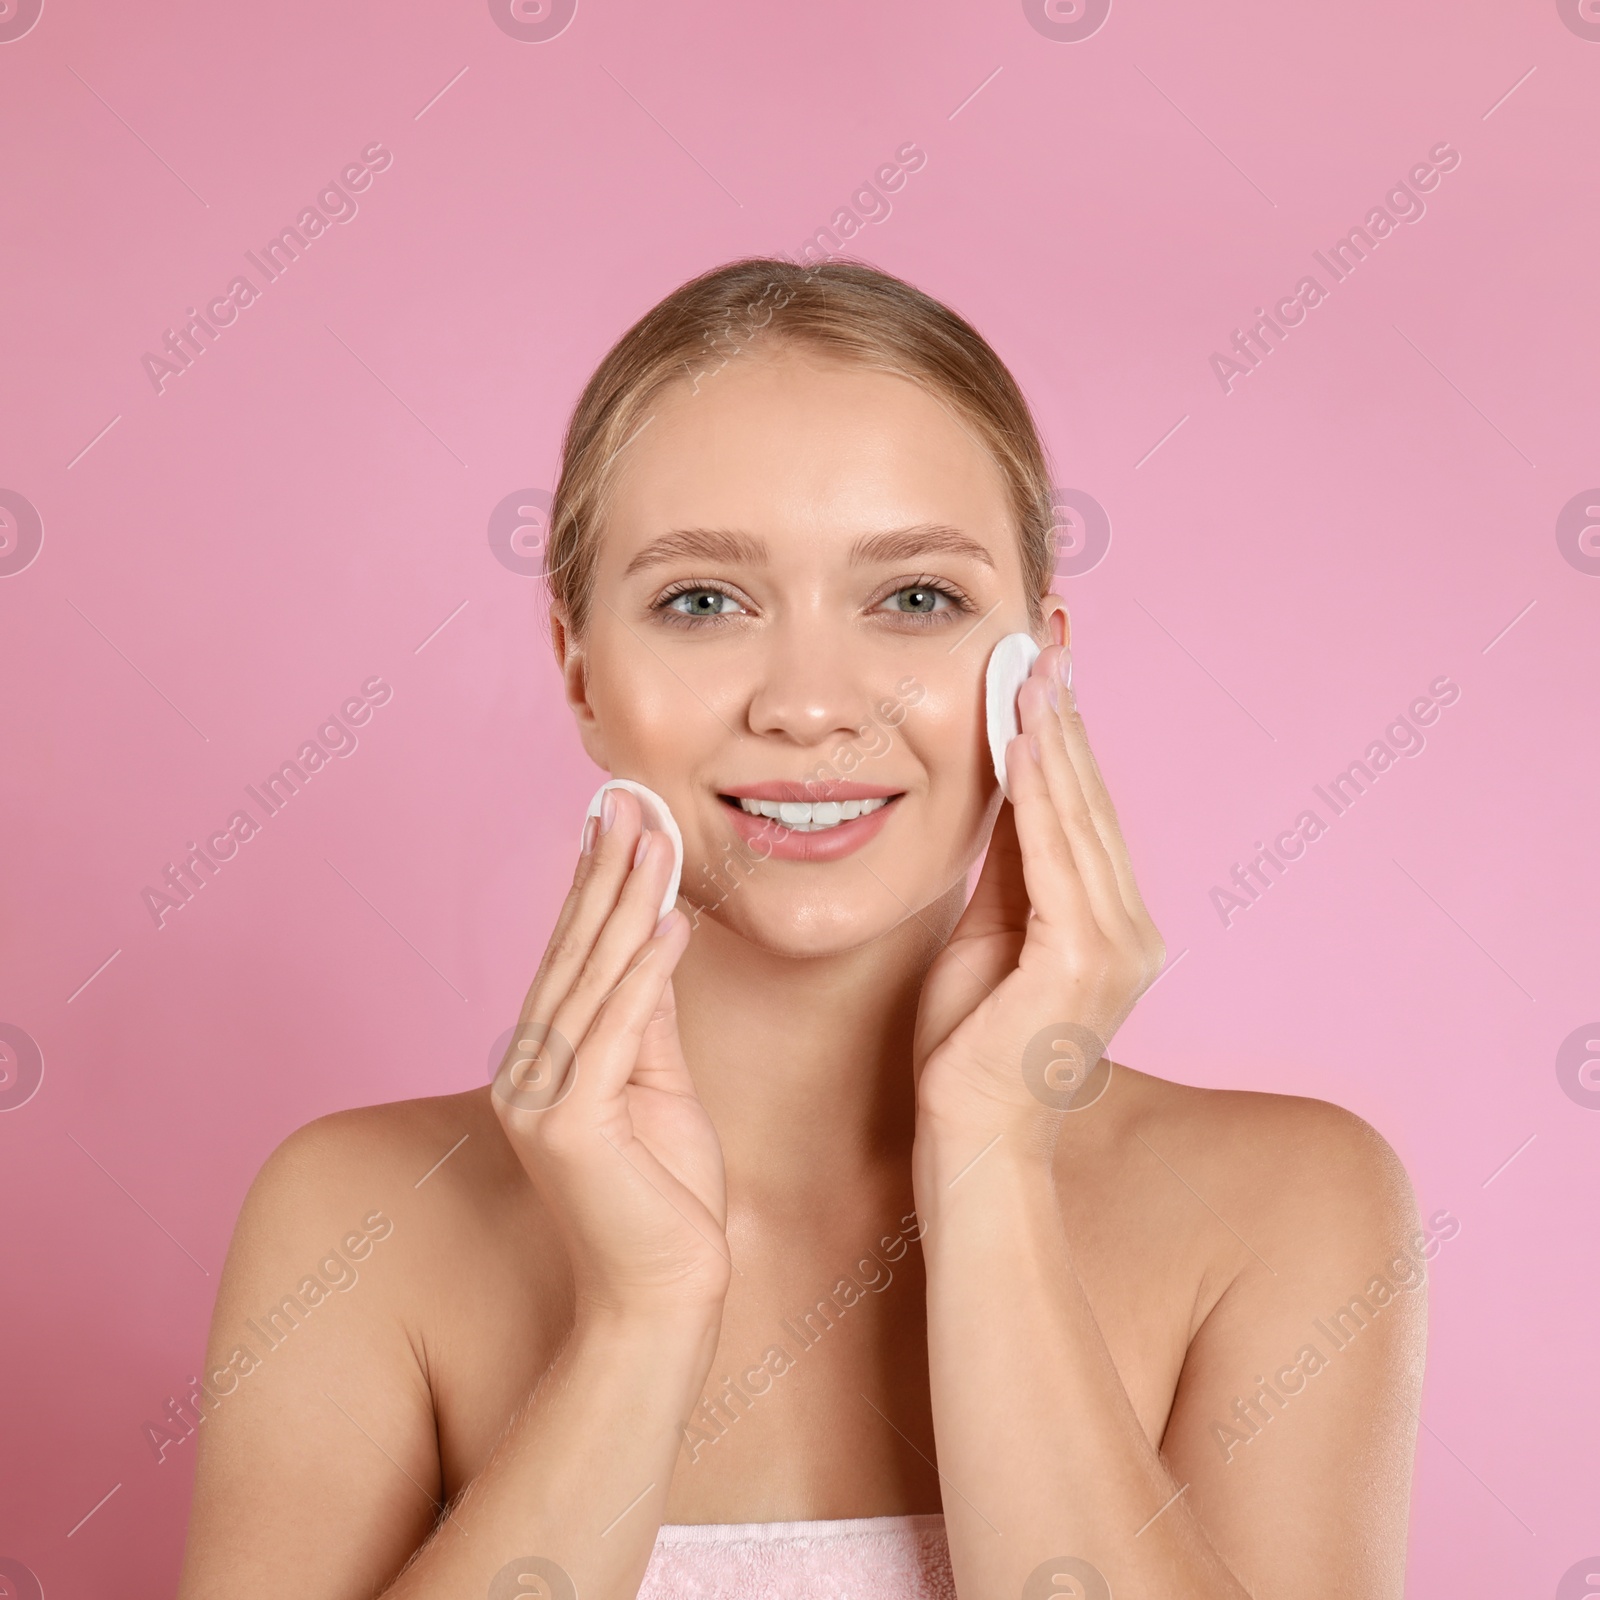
[{"left": 2, "top": 0, "right": 1597, "bottom": 1593}]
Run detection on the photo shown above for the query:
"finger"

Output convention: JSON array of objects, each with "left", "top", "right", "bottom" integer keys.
[
  {"left": 496, "top": 892, "right": 687, "bottom": 1124},
  {"left": 523, "top": 786, "right": 658, "bottom": 1024},
  {"left": 629, "top": 974, "right": 695, "bottom": 1097},
  {"left": 503, "top": 790, "right": 663, "bottom": 1104},
  {"left": 1003, "top": 687, "right": 1097, "bottom": 946},
  {"left": 1021, "top": 648, "right": 1133, "bottom": 940},
  {"left": 1045, "top": 645, "right": 1165, "bottom": 962},
  {"left": 545, "top": 827, "right": 683, "bottom": 1064},
  {"left": 562, "top": 909, "right": 692, "bottom": 1107},
  {"left": 949, "top": 798, "right": 1031, "bottom": 947}
]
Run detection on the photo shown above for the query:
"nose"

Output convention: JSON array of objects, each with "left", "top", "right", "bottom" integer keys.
[{"left": 743, "top": 616, "right": 876, "bottom": 750}]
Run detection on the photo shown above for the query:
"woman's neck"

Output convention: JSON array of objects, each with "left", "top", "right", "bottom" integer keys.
[{"left": 670, "top": 883, "right": 964, "bottom": 1193}]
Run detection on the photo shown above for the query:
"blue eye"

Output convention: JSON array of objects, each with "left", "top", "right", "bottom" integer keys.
[
  {"left": 663, "top": 586, "right": 745, "bottom": 619},
  {"left": 885, "top": 585, "right": 951, "bottom": 615}
]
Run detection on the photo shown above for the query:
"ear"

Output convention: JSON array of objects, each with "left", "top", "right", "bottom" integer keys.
[
  {"left": 549, "top": 602, "right": 610, "bottom": 770},
  {"left": 1039, "top": 592, "right": 1071, "bottom": 651}
]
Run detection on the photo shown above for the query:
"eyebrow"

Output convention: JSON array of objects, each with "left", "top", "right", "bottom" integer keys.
[{"left": 621, "top": 522, "right": 995, "bottom": 578}]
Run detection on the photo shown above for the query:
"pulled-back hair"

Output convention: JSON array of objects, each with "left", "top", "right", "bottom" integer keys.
[{"left": 544, "top": 256, "right": 1057, "bottom": 636}]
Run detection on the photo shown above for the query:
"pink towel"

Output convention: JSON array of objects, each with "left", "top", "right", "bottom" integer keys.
[{"left": 636, "top": 1513, "right": 954, "bottom": 1600}]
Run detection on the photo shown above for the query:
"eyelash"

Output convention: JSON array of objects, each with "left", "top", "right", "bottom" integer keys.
[{"left": 651, "top": 575, "right": 977, "bottom": 630}]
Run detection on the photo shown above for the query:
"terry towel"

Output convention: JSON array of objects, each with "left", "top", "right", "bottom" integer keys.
[{"left": 637, "top": 1513, "right": 954, "bottom": 1600}]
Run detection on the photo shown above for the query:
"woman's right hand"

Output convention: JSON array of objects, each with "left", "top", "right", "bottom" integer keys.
[{"left": 492, "top": 785, "right": 731, "bottom": 1319}]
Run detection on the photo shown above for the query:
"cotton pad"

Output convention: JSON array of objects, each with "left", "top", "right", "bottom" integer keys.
[
  {"left": 985, "top": 632, "right": 1041, "bottom": 801},
  {"left": 583, "top": 779, "right": 684, "bottom": 923}
]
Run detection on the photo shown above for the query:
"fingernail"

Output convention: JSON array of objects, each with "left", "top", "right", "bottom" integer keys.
[
  {"left": 1057, "top": 648, "right": 1073, "bottom": 686},
  {"left": 580, "top": 815, "right": 599, "bottom": 856},
  {"left": 601, "top": 790, "right": 617, "bottom": 832},
  {"left": 1029, "top": 733, "right": 1041, "bottom": 763},
  {"left": 1046, "top": 676, "right": 1060, "bottom": 710},
  {"left": 633, "top": 828, "right": 651, "bottom": 869},
  {"left": 654, "top": 911, "right": 675, "bottom": 938}
]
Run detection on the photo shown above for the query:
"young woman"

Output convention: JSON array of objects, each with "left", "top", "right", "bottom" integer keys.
[{"left": 176, "top": 258, "right": 1426, "bottom": 1600}]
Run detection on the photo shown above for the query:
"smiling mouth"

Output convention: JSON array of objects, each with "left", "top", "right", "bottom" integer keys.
[
  {"left": 718, "top": 794, "right": 901, "bottom": 833},
  {"left": 720, "top": 787, "right": 908, "bottom": 838}
]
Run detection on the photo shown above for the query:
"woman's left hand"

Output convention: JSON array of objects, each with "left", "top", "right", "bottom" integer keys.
[{"left": 912, "top": 637, "right": 1167, "bottom": 1140}]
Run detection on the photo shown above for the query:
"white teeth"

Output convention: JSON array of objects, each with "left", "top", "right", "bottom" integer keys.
[{"left": 734, "top": 795, "right": 890, "bottom": 831}]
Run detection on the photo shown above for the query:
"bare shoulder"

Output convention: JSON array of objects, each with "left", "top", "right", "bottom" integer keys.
[
  {"left": 242, "top": 1083, "right": 494, "bottom": 1195},
  {"left": 230, "top": 1085, "right": 522, "bottom": 1265},
  {"left": 178, "top": 1089, "right": 541, "bottom": 1598},
  {"left": 1097, "top": 1068, "right": 1430, "bottom": 1594},
  {"left": 1112, "top": 1062, "right": 1417, "bottom": 1243},
  {"left": 208, "top": 1083, "right": 550, "bottom": 1398},
  {"left": 1054, "top": 1060, "right": 1423, "bottom": 1326},
  {"left": 207, "top": 1084, "right": 528, "bottom": 1391}
]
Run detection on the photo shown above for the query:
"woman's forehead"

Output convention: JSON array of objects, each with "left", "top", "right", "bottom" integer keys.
[{"left": 599, "top": 351, "right": 1017, "bottom": 567}]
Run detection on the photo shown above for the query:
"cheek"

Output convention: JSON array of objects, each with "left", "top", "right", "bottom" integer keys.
[
  {"left": 902, "top": 681, "right": 995, "bottom": 833},
  {"left": 584, "top": 663, "right": 723, "bottom": 842},
  {"left": 591, "top": 648, "right": 713, "bottom": 761},
  {"left": 851, "top": 719, "right": 889, "bottom": 760},
  {"left": 911, "top": 676, "right": 986, "bottom": 773}
]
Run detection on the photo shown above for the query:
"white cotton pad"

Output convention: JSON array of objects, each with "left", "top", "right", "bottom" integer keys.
[
  {"left": 583, "top": 779, "right": 684, "bottom": 923},
  {"left": 985, "top": 632, "right": 1042, "bottom": 801}
]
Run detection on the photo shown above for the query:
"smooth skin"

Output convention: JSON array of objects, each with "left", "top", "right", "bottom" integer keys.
[{"left": 176, "top": 345, "right": 1424, "bottom": 1599}]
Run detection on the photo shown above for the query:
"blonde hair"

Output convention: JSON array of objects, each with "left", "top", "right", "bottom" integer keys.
[{"left": 544, "top": 256, "right": 1057, "bottom": 637}]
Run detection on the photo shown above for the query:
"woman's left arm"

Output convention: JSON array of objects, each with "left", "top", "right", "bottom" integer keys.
[{"left": 912, "top": 640, "right": 1425, "bottom": 1599}]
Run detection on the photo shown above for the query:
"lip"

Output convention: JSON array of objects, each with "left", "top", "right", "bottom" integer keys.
[
  {"left": 718, "top": 780, "right": 902, "bottom": 802},
  {"left": 716, "top": 789, "right": 903, "bottom": 863}
]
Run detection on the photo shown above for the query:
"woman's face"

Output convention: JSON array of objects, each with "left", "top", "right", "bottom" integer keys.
[{"left": 558, "top": 342, "right": 1057, "bottom": 955}]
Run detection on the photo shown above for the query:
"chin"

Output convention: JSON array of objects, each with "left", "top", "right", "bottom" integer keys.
[{"left": 690, "top": 874, "right": 963, "bottom": 959}]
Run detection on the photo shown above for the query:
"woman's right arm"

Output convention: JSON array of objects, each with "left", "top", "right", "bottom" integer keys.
[{"left": 176, "top": 789, "right": 730, "bottom": 1600}]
